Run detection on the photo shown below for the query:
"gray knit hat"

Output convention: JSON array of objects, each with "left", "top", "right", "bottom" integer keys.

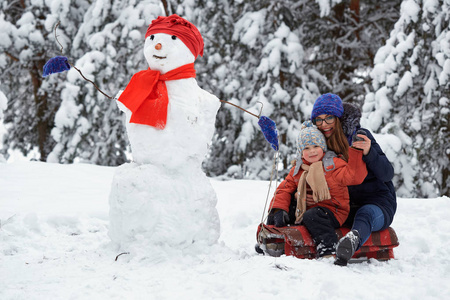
[{"left": 297, "top": 121, "right": 327, "bottom": 156}]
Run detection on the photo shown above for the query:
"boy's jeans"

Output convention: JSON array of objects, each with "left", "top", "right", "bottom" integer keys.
[{"left": 352, "top": 204, "right": 385, "bottom": 250}]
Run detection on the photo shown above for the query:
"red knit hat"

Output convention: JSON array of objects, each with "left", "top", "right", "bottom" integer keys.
[{"left": 145, "top": 14, "right": 204, "bottom": 58}]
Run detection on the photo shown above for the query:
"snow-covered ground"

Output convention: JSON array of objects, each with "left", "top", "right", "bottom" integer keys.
[{"left": 1, "top": 161, "right": 449, "bottom": 299}]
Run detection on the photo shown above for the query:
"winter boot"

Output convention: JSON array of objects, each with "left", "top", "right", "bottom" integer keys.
[
  {"left": 334, "top": 230, "right": 360, "bottom": 266},
  {"left": 316, "top": 243, "right": 335, "bottom": 258}
]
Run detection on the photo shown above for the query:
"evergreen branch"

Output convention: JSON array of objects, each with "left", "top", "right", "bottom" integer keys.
[{"left": 5, "top": 51, "right": 19, "bottom": 62}]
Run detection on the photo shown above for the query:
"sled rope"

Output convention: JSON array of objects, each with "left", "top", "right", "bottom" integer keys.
[{"left": 260, "top": 146, "right": 280, "bottom": 225}]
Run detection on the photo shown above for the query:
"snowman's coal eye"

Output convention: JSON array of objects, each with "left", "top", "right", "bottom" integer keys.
[
  {"left": 150, "top": 35, "right": 154, "bottom": 40},
  {"left": 171, "top": 35, "right": 177, "bottom": 40}
]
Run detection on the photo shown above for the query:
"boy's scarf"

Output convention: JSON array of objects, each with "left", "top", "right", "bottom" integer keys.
[
  {"left": 118, "top": 63, "right": 196, "bottom": 129},
  {"left": 295, "top": 161, "right": 331, "bottom": 224}
]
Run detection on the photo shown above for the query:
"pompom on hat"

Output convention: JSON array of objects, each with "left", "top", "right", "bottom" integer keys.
[
  {"left": 297, "top": 121, "right": 327, "bottom": 156},
  {"left": 145, "top": 14, "right": 204, "bottom": 58},
  {"left": 311, "top": 93, "right": 344, "bottom": 120}
]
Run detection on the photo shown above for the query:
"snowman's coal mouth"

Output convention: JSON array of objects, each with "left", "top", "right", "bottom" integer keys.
[{"left": 153, "top": 55, "right": 167, "bottom": 59}]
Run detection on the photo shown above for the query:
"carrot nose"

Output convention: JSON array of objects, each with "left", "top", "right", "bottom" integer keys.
[{"left": 155, "top": 43, "right": 162, "bottom": 50}]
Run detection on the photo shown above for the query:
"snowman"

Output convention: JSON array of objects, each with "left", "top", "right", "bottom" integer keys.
[{"left": 108, "top": 15, "right": 221, "bottom": 256}]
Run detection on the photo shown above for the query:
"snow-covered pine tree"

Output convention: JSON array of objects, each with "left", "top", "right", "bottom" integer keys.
[
  {"left": 299, "top": 0, "right": 402, "bottom": 105},
  {"left": 48, "top": 0, "right": 163, "bottom": 165},
  {"left": 0, "top": 0, "right": 90, "bottom": 161},
  {"left": 363, "top": 0, "right": 450, "bottom": 197}
]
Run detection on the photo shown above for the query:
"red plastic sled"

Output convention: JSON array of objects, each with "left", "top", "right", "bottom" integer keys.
[{"left": 257, "top": 224, "right": 399, "bottom": 261}]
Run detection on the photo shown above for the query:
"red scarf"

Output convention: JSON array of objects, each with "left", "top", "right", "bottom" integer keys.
[{"left": 118, "top": 63, "right": 196, "bottom": 129}]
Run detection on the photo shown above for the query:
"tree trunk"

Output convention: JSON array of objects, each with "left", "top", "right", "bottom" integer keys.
[{"left": 29, "top": 58, "right": 51, "bottom": 161}]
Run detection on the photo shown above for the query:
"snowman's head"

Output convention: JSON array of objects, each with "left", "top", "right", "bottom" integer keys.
[
  {"left": 144, "top": 33, "right": 194, "bottom": 74},
  {"left": 143, "top": 15, "right": 204, "bottom": 74}
]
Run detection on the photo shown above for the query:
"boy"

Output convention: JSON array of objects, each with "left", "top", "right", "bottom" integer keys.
[{"left": 268, "top": 121, "right": 367, "bottom": 257}]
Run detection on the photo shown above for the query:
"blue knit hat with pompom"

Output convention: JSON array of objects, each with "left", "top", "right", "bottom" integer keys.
[
  {"left": 311, "top": 93, "right": 344, "bottom": 120},
  {"left": 297, "top": 121, "right": 327, "bottom": 156}
]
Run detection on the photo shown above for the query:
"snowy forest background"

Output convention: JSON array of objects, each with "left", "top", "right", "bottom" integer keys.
[{"left": 0, "top": 0, "right": 448, "bottom": 198}]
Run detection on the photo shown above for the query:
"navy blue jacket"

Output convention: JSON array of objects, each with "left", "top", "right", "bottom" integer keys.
[{"left": 347, "top": 128, "right": 397, "bottom": 229}]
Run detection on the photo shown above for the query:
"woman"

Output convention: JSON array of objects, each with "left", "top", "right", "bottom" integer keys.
[{"left": 309, "top": 93, "right": 397, "bottom": 266}]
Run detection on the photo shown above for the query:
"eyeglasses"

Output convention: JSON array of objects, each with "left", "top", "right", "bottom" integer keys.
[{"left": 312, "top": 115, "right": 336, "bottom": 126}]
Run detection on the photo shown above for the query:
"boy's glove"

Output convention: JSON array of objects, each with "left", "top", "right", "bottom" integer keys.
[{"left": 273, "top": 210, "right": 290, "bottom": 227}]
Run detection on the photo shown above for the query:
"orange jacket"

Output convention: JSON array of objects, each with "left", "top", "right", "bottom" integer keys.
[{"left": 270, "top": 147, "right": 368, "bottom": 225}]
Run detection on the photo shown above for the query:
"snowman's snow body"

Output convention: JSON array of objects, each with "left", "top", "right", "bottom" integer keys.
[{"left": 108, "top": 29, "right": 221, "bottom": 252}]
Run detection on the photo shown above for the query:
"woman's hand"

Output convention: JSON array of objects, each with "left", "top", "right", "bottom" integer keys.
[{"left": 352, "top": 134, "right": 371, "bottom": 155}]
